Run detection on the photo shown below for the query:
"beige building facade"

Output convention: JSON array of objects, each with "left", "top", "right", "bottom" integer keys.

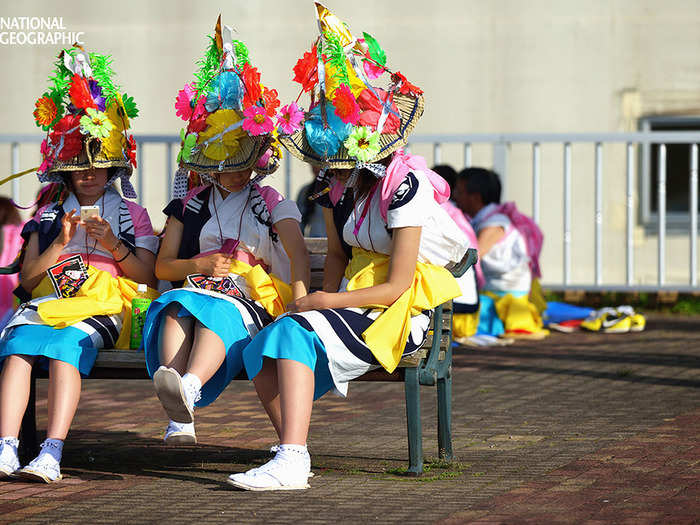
[{"left": 1, "top": 0, "right": 699, "bottom": 288}]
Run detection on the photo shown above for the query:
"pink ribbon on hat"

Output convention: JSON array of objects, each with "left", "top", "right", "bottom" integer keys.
[{"left": 378, "top": 148, "right": 450, "bottom": 221}]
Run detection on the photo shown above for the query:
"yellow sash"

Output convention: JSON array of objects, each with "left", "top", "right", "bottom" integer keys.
[
  {"left": 344, "top": 248, "right": 462, "bottom": 373},
  {"left": 226, "top": 259, "right": 292, "bottom": 318},
  {"left": 34, "top": 267, "right": 160, "bottom": 349}
]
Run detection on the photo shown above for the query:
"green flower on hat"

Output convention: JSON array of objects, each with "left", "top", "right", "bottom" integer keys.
[
  {"left": 79, "top": 107, "right": 114, "bottom": 139},
  {"left": 344, "top": 126, "right": 381, "bottom": 162},
  {"left": 177, "top": 129, "right": 198, "bottom": 163}
]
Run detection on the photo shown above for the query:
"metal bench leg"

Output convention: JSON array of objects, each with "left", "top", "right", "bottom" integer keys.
[
  {"left": 404, "top": 367, "right": 423, "bottom": 476},
  {"left": 18, "top": 370, "right": 39, "bottom": 462},
  {"left": 437, "top": 371, "right": 453, "bottom": 461}
]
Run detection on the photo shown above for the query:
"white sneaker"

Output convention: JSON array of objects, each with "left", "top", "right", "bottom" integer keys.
[
  {"left": 0, "top": 440, "right": 20, "bottom": 479},
  {"left": 227, "top": 450, "right": 311, "bottom": 491},
  {"left": 164, "top": 420, "right": 196, "bottom": 445},
  {"left": 17, "top": 454, "right": 62, "bottom": 483},
  {"left": 153, "top": 367, "right": 194, "bottom": 424}
]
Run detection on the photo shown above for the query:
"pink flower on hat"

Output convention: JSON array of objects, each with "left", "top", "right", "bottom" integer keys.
[
  {"left": 242, "top": 105, "right": 274, "bottom": 136},
  {"left": 276, "top": 102, "right": 304, "bottom": 135}
]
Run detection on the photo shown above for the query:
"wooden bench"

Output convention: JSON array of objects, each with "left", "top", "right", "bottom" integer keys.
[{"left": 5, "top": 240, "right": 477, "bottom": 476}]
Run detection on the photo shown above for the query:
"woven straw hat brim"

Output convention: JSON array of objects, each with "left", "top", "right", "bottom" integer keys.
[
  {"left": 279, "top": 93, "right": 424, "bottom": 168},
  {"left": 46, "top": 141, "right": 132, "bottom": 176},
  {"left": 181, "top": 134, "right": 266, "bottom": 174}
]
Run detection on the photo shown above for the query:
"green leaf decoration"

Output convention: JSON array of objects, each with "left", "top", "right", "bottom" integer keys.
[
  {"left": 321, "top": 30, "right": 350, "bottom": 87},
  {"left": 362, "top": 32, "right": 386, "bottom": 66},
  {"left": 90, "top": 53, "right": 121, "bottom": 105},
  {"left": 194, "top": 35, "right": 222, "bottom": 94},
  {"left": 47, "top": 52, "right": 73, "bottom": 109},
  {"left": 121, "top": 93, "right": 139, "bottom": 118},
  {"left": 232, "top": 40, "right": 249, "bottom": 66},
  {"left": 177, "top": 131, "right": 198, "bottom": 163}
]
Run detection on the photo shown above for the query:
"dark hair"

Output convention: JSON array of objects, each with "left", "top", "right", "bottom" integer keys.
[
  {"left": 0, "top": 196, "right": 21, "bottom": 226},
  {"left": 431, "top": 164, "right": 457, "bottom": 194},
  {"left": 458, "top": 167, "right": 502, "bottom": 205}
]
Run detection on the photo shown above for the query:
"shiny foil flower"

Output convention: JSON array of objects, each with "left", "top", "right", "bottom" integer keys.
[
  {"left": 262, "top": 86, "right": 280, "bottom": 117},
  {"left": 49, "top": 114, "right": 84, "bottom": 161},
  {"left": 241, "top": 63, "right": 262, "bottom": 109},
  {"left": 68, "top": 74, "right": 98, "bottom": 110},
  {"left": 177, "top": 129, "right": 198, "bottom": 163},
  {"left": 197, "top": 109, "right": 245, "bottom": 161},
  {"left": 344, "top": 126, "right": 381, "bottom": 162},
  {"left": 292, "top": 44, "right": 319, "bottom": 93}
]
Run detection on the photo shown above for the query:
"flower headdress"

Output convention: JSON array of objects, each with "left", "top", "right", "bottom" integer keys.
[
  {"left": 20, "top": 44, "right": 140, "bottom": 198},
  {"left": 171, "top": 16, "right": 283, "bottom": 198},
  {"left": 277, "top": 3, "right": 424, "bottom": 184}
]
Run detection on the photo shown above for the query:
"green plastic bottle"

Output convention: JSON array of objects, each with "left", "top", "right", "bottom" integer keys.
[{"left": 130, "top": 283, "right": 152, "bottom": 349}]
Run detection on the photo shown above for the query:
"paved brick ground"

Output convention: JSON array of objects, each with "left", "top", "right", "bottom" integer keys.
[{"left": 1, "top": 314, "right": 699, "bottom": 524}]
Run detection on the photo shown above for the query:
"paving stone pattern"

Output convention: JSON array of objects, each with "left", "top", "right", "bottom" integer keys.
[{"left": 1, "top": 315, "right": 698, "bottom": 524}]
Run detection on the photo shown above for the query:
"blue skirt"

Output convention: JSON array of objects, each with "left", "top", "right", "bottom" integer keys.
[
  {"left": 142, "top": 289, "right": 252, "bottom": 407},
  {"left": 242, "top": 316, "right": 335, "bottom": 401},
  {"left": 0, "top": 324, "right": 98, "bottom": 376}
]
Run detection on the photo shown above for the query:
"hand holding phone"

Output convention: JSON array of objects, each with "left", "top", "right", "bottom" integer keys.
[{"left": 80, "top": 205, "right": 100, "bottom": 222}]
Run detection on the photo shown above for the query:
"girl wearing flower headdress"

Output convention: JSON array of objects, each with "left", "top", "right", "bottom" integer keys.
[
  {"left": 0, "top": 46, "right": 158, "bottom": 483},
  {"left": 227, "top": 3, "right": 471, "bottom": 491},
  {"left": 140, "top": 17, "right": 309, "bottom": 446}
]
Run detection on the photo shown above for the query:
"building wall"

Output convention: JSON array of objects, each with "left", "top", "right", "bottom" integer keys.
[{"left": 1, "top": 0, "right": 698, "bottom": 286}]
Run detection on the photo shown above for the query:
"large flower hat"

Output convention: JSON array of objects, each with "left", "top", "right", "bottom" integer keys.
[
  {"left": 278, "top": 3, "right": 424, "bottom": 171},
  {"left": 32, "top": 44, "right": 139, "bottom": 198},
  {"left": 171, "top": 16, "right": 282, "bottom": 197}
]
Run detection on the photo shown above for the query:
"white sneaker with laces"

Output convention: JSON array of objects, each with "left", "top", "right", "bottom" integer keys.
[
  {"left": 227, "top": 450, "right": 311, "bottom": 491},
  {"left": 164, "top": 420, "right": 197, "bottom": 445},
  {"left": 153, "top": 367, "right": 195, "bottom": 424},
  {"left": 0, "top": 440, "right": 20, "bottom": 479},
  {"left": 17, "top": 453, "right": 62, "bottom": 483}
]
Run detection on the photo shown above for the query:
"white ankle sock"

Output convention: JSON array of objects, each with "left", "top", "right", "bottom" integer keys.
[
  {"left": 1, "top": 437, "right": 19, "bottom": 450},
  {"left": 181, "top": 373, "right": 202, "bottom": 406},
  {"left": 38, "top": 438, "right": 64, "bottom": 464}
]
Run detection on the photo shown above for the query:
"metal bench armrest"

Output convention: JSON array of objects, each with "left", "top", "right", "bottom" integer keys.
[
  {"left": 446, "top": 248, "right": 478, "bottom": 278},
  {"left": 0, "top": 260, "right": 20, "bottom": 275}
]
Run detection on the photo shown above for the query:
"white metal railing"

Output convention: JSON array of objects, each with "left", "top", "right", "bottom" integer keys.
[{"left": 3, "top": 131, "right": 700, "bottom": 292}]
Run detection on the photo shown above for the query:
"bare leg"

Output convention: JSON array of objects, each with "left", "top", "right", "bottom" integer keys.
[
  {"left": 278, "top": 359, "right": 314, "bottom": 445},
  {"left": 45, "top": 359, "right": 81, "bottom": 440},
  {"left": 0, "top": 355, "right": 35, "bottom": 437},
  {"left": 252, "top": 358, "right": 282, "bottom": 439},
  {"left": 159, "top": 304, "right": 194, "bottom": 375},
  {"left": 186, "top": 321, "right": 226, "bottom": 385}
]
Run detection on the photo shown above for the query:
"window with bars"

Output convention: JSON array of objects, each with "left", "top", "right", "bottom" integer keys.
[{"left": 640, "top": 116, "right": 700, "bottom": 228}]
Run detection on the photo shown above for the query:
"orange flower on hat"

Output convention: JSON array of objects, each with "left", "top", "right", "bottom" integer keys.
[
  {"left": 262, "top": 86, "right": 280, "bottom": 117},
  {"left": 292, "top": 44, "right": 319, "bottom": 93},
  {"left": 333, "top": 83, "right": 360, "bottom": 125},
  {"left": 33, "top": 96, "right": 58, "bottom": 128},
  {"left": 241, "top": 63, "right": 262, "bottom": 109}
]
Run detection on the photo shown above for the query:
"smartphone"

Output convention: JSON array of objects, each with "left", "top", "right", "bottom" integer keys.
[{"left": 80, "top": 205, "right": 100, "bottom": 221}]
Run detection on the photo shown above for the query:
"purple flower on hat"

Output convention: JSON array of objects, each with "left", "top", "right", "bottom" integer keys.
[{"left": 89, "top": 80, "right": 106, "bottom": 112}]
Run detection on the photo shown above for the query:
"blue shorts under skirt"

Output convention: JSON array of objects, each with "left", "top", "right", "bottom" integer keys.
[
  {"left": 0, "top": 324, "right": 98, "bottom": 376},
  {"left": 242, "top": 316, "right": 335, "bottom": 400},
  {"left": 142, "top": 289, "right": 250, "bottom": 407}
]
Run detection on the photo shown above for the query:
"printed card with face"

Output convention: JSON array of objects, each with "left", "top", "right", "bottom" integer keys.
[
  {"left": 186, "top": 274, "right": 244, "bottom": 299},
  {"left": 47, "top": 254, "right": 89, "bottom": 298}
]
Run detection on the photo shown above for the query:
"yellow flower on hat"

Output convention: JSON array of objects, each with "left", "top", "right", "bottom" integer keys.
[{"left": 197, "top": 109, "right": 246, "bottom": 161}]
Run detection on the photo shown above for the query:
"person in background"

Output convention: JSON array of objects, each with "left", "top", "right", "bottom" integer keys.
[
  {"left": 431, "top": 165, "right": 480, "bottom": 341},
  {"left": 0, "top": 198, "right": 23, "bottom": 328},
  {"left": 454, "top": 167, "right": 546, "bottom": 339},
  {"left": 296, "top": 166, "right": 326, "bottom": 238}
]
